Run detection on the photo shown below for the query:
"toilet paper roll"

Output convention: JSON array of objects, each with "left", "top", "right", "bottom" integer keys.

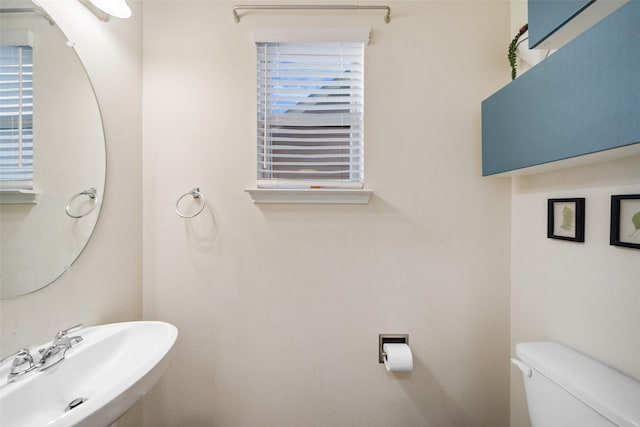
[{"left": 383, "top": 343, "right": 413, "bottom": 372}]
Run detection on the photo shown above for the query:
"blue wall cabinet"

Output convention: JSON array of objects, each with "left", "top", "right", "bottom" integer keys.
[
  {"left": 528, "top": 0, "right": 628, "bottom": 48},
  {"left": 481, "top": 1, "right": 640, "bottom": 176}
]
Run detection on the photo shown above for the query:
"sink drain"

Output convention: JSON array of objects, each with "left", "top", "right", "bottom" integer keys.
[{"left": 65, "top": 397, "right": 88, "bottom": 412}]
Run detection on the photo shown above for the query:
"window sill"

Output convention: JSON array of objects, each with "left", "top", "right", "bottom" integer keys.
[
  {"left": 0, "top": 188, "right": 41, "bottom": 204},
  {"left": 245, "top": 188, "right": 373, "bottom": 204}
]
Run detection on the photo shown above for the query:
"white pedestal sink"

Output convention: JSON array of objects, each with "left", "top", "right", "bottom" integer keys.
[{"left": 0, "top": 321, "right": 178, "bottom": 427}]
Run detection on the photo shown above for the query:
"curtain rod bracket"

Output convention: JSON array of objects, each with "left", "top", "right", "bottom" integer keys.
[{"left": 232, "top": 4, "right": 390, "bottom": 24}]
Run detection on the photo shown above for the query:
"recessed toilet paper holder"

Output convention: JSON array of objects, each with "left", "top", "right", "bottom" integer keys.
[{"left": 379, "top": 334, "right": 409, "bottom": 363}]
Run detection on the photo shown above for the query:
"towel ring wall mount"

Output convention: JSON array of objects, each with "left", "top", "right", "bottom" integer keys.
[
  {"left": 65, "top": 187, "right": 99, "bottom": 219},
  {"left": 175, "top": 187, "right": 206, "bottom": 218}
]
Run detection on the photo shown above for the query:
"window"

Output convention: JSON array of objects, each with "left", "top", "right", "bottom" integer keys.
[
  {"left": 0, "top": 43, "right": 33, "bottom": 186},
  {"left": 255, "top": 28, "right": 368, "bottom": 190}
]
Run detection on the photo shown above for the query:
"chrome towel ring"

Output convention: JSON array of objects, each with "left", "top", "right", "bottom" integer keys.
[
  {"left": 65, "top": 187, "right": 98, "bottom": 218},
  {"left": 175, "top": 187, "right": 205, "bottom": 218}
]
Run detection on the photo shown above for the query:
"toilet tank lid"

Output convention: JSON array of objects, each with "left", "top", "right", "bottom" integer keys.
[{"left": 516, "top": 342, "right": 640, "bottom": 427}]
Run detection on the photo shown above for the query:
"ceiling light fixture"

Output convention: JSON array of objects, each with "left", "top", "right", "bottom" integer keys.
[{"left": 87, "top": 0, "right": 131, "bottom": 19}]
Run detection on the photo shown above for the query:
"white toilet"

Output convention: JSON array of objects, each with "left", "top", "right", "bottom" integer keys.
[{"left": 511, "top": 341, "right": 640, "bottom": 427}]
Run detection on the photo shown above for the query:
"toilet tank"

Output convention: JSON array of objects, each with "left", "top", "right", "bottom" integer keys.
[{"left": 512, "top": 342, "right": 640, "bottom": 427}]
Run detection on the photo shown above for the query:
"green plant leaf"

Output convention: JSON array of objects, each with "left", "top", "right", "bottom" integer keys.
[
  {"left": 508, "top": 24, "right": 528, "bottom": 80},
  {"left": 632, "top": 211, "right": 640, "bottom": 229},
  {"left": 560, "top": 206, "right": 574, "bottom": 232},
  {"left": 630, "top": 210, "right": 640, "bottom": 238}
]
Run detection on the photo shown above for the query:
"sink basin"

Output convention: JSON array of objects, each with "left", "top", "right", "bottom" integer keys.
[{"left": 0, "top": 321, "right": 178, "bottom": 427}]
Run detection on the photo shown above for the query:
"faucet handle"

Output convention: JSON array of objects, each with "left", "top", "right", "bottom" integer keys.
[
  {"left": 7, "top": 349, "right": 35, "bottom": 377},
  {"left": 55, "top": 324, "right": 83, "bottom": 340},
  {"left": 0, "top": 348, "right": 32, "bottom": 366},
  {"left": 11, "top": 349, "right": 34, "bottom": 368}
]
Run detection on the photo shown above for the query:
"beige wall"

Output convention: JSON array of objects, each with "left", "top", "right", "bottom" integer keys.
[
  {"left": 142, "top": 1, "right": 511, "bottom": 426},
  {"left": 0, "top": 1, "right": 143, "bottom": 424}
]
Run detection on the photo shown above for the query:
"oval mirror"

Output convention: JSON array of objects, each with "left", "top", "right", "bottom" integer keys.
[{"left": 0, "top": 6, "right": 106, "bottom": 298}]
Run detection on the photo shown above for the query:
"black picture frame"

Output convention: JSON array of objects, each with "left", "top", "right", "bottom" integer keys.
[
  {"left": 547, "top": 198, "right": 585, "bottom": 242},
  {"left": 610, "top": 194, "right": 640, "bottom": 249}
]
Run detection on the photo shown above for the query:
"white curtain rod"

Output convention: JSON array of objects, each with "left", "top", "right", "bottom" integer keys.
[{"left": 232, "top": 4, "right": 391, "bottom": 24}]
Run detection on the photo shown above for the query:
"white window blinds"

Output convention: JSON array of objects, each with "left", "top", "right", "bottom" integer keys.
[
  {"left": 256, "top": 39, "right": 365, "bottom": 189},
  {"left": 0, "top": 44, "right": 33, "bottom": 185}
]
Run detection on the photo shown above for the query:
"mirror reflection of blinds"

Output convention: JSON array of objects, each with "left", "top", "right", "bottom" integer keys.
[
  {"left": 257, "top": 42, "right": 364, "bottom": 188},
  {"left": 0, "top": 45, "right": 33, "bottom": 184}
]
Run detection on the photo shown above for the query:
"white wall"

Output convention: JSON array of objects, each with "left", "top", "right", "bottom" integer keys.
[
  {"left": 0, "top": 1, "right": 143, "bottom": 424},
  {"left": 142, "top": 1, "right": 512, "bottom": 426}
]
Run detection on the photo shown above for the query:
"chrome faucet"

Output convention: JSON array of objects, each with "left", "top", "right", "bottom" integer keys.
[
  {"left": 2, "top": 324, "right": 83, "bottom": 382},
  {"left": 38, "top": 325, "right": 84, "bottom": 369}
]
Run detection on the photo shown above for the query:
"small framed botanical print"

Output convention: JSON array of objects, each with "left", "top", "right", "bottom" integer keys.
[
  {"left": 610, "top": 194, "right": 640, "bottom": 249},
  {"left": 547, "top": 198, "right": 585, "bottom": 242}
]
